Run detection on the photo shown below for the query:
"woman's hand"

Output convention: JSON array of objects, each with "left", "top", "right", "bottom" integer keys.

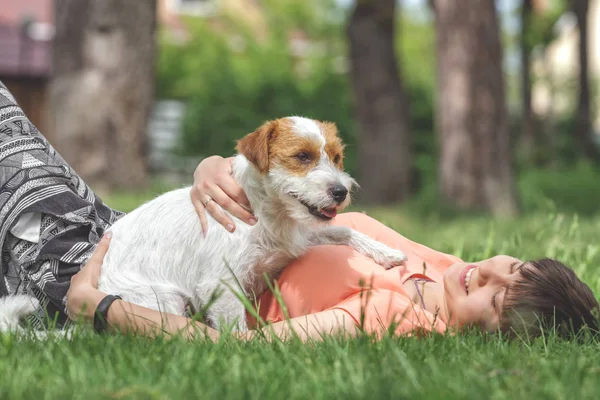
[
  {"left": 66, "top": 232, "right": 112, "bottom": 322},
  {"left": 191, "top": 156, "right": 256, "bottom": 236}
]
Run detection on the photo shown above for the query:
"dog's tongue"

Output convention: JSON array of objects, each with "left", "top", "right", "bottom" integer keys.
[{"left": 320, "top": 207, "right": 338, "bottom": 219}]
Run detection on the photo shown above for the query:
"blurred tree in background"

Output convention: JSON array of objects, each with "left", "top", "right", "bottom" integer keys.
[
  {"left": 516, "top": 0, "right": 566, "bottom": 166},
  {"left": 50, "top": 0, "right": 157, "bottom": 191},
  {"left": 571, "top": 0, "right": 600, "bottom": 163},
  {"left": 347, "top": 0, "right": 412, "bottom": 205},
  {"left": 520, "top": 0, "right": 536, "bottom": 156},
  {"left": 430, "top": 0, "right": 518, "bottom": 217}
]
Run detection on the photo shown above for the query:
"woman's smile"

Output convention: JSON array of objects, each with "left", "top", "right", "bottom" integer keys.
[{"left": 460, "top": 264, "right": 477, "bottom": 295}]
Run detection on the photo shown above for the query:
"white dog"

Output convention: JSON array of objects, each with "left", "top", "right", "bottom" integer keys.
[{"left": 1, "top": 117, "right": 407, "bottom": 332}]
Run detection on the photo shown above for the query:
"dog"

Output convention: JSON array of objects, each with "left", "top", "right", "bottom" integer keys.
[{"left": 1, "top": 116, "right": 407, "bottom": 333}]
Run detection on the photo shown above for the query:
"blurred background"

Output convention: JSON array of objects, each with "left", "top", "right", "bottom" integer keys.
[{"left": 1, "top": 0, "right": 599, "bottom": 218}]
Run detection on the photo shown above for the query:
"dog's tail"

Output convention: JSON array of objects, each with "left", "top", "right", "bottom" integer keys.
[{"left": 0, "top": 295, "right": 39, "bottom": 332}]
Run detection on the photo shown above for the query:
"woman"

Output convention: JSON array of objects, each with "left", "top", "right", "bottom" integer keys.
[
  {"left": 0, "top": 81, "right": 597, "bottom": 341},
  {"left": 66, "top": 156, "right": 600, "bottom": 341}
]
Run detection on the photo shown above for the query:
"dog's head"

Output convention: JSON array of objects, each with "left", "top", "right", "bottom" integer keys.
[{"left": 236, "top": 116, "right": 355, "bottom": 223}]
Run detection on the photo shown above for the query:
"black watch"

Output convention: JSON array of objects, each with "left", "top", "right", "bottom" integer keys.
[{"left": 93, "top": 294, "right": 122, "bottom": 334}]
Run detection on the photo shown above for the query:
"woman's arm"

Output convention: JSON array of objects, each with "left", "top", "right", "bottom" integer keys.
[
  {"left": 244, "top": 309, "right": 358, "bottom": 342},
  {"left": 107, "top": 297, "right": 356, "bottom": 342},
  {"left": 66, "top": 233, "right": 358, "bottom": 342}
]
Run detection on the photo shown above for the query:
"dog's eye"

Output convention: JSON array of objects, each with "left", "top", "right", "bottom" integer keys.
[
  {"left": 296, "top": 152, "right": 310, "bottom": 162},
  {"left": 334, "top": 154, "right": 341, "bottom": 164}
]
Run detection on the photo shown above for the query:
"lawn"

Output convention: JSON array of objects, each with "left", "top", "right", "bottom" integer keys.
[{"left": 3, "top": 187, "right": 600, "bottom": 400}]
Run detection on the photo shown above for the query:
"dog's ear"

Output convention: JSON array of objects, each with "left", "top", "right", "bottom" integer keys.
[{"left": 236, "top": 120, "right": 277, "bottom": 174}]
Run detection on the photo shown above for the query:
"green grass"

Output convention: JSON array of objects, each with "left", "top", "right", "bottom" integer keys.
[
  {"left": 4, "top": 331, "right": 600, "bottom": 399},
  {"left": 5, "top": 188, "right": 600, "bottom": 400}
]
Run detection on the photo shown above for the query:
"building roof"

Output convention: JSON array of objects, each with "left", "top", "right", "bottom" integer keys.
[
  {"left": 0, "top": 0, "right": 53, "bottom": 26},
  {"left": 0, "top": 0, "right": 53, "bottom": 78}
]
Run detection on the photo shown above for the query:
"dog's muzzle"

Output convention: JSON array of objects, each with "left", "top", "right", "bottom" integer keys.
[{"left": 291, "top": 184, "right": 348, "bottom": 221}]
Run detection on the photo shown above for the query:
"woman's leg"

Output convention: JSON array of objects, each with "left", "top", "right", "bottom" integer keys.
[{"left": 0, "top": 80, "right": 123, "bottom": 327}]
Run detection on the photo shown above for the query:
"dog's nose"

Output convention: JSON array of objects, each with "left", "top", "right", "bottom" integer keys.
[{"left": 329, "top": 185, "right": 348, "bottom": 203}]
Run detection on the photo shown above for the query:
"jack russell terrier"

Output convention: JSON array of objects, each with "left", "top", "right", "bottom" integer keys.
[{"left": 1, "top": 117, "right": 407, "bottom": 332}]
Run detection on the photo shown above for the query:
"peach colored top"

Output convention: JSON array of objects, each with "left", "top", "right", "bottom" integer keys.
[{"left": 252, "top": 212, "right": 463, "bottom": 337}]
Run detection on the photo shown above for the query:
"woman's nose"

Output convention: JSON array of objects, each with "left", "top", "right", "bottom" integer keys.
[{"left": 478, "top": 264, "right": 510, "bottom": 286}]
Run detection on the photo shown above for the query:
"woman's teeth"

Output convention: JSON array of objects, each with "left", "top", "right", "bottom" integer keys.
[{"left": 465, "top": 268, "right": 474, "bottom": 294}]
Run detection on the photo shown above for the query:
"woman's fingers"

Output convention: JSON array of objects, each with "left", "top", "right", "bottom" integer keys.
[
  {"left": 191, "top": 197, "right": 209, "bottom": 237},
  {"left": 191, "top": 156, "right": 256, "bottom": 234},
  {"left": 191, "top": 184, "right": 237, "bottom": 233},
  {"left": 202, "top": 185, "right": 239, "bottom": 232},
  {"left": 211, "top": 179, "right": 256, "bottom": 226},
  {"left": 89, "top": 232, "right": 112, "bottom": 265},
  {"left": 223, "top": 157, "right": 252, "bottom": 212},
  {"left": 83, "top": 231, "right": 112, "bottom": 287},
  {"left": 66, "top": 232, "right": 113, "bottom": 321}
]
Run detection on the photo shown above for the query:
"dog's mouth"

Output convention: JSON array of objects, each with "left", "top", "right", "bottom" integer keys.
[{"left": 292, "top": 195, "right": 338, "bottom": 220}]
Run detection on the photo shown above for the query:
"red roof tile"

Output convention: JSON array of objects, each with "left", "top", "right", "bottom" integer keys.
[
  {"left": 0, "top": 0, "right": 53, "bottom": 78},
  {"left": 0, "top": 0, "right": 53, "bottom": 26}
]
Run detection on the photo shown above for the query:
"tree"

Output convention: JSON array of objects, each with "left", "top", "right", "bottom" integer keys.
[
  {"left": 346, "top": 0, "right": 412, "bottom": 205},
  {"left": 571, "top": 0, "right": 600, "bottom": 164},
  {"left": 520, "top": 0, "right": 536, "bottom": 157},
  {"left": 50, "top": 0, "right": 157, "bottom": 191},
  {"left": 430, "top": 0, "right": 518, "bottom": 217}
]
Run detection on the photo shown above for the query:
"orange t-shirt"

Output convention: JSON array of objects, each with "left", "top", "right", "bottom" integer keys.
[{"left": 252, "top": 212, "right": 463, "bottom": 337}]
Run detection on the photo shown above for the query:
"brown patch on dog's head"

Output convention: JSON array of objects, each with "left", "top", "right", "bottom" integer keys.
[
  {"left": 236, "top": 120, "right": 278, "bottom": 174},
  {"left": 268, "top": 120, "right": 322, "bottom": 176},
  {"left": 318, "top": 121, "right": 345, "bottom": 170},
  {"left": 237, "top": 117, "right": 346, "bottom": 176}
]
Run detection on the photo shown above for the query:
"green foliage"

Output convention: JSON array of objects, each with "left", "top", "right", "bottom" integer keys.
[
  {"left": 518, "top": 162, "right": 600, "bottom": 216},
  {"left": 155, "top": 2, "right": 357, "bottom": 171},
  {"left": 260, "top": 0, "right": 343, "bottom": 38},
  {"left": 387, "top": 163, "right": 600, "bottom": 219},
  {"left": 155, "top": 2, "right": 437, "bottom": 179},
  {"left": 525, "top": 0, "right": 568, "bottom": 50}
]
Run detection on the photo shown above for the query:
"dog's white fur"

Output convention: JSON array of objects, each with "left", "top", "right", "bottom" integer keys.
[
  {"left": 0, "top": 295, "right": 39, "bottom": 332},
  {"left": 0, "top": 117, "right": 406, "bottom": 332}
]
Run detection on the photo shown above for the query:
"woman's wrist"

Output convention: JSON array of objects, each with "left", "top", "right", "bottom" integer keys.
[{"left": 68, "top": 287, "right": 109, "bottom": 323}]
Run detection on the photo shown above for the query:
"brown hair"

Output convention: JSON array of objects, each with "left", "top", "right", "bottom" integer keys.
[{"left": 500, "top": 258, "right": 600, "bottom": 340}]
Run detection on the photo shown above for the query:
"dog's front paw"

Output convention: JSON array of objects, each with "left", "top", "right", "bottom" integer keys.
[{"left": 373, "top": 248, "right": 407, "bottom": 270}]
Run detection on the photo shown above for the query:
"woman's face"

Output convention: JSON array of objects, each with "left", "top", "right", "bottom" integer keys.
[{"left": 443, "top": 255, "right": 525, "bottom": 331}]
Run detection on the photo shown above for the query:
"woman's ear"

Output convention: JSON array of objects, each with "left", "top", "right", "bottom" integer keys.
[{"left": 236, "top": 120, "right": 277, "bottom": 174}]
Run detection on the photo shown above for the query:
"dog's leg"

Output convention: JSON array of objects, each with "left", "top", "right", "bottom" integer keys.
[
  {"left": 195, "top": 280, "right": 249, "bottom": 332},
  {"left": 310, "top": 226, "right": 407, "bottom": 269}
]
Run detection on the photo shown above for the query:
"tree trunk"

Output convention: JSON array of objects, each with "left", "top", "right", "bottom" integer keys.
[
  {"left": 50, "top": 0, "right": 157, "bottom": 192},
  {"left": 572, "top": 0, "right": 600, "bottom": 164},
  {"left": 431, "top": 0, "right": 518, "bottom": 217},
  {"left": 520, "top": 0, "right": 536, "bottom": 157},
  {"left": 346, "top": 0, "right": 412, "bottom": 205}
]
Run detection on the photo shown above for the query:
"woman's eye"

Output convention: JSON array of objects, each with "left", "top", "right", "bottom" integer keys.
[{"left": 296, "top": 153, "right": 310, "bottom": 162}]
